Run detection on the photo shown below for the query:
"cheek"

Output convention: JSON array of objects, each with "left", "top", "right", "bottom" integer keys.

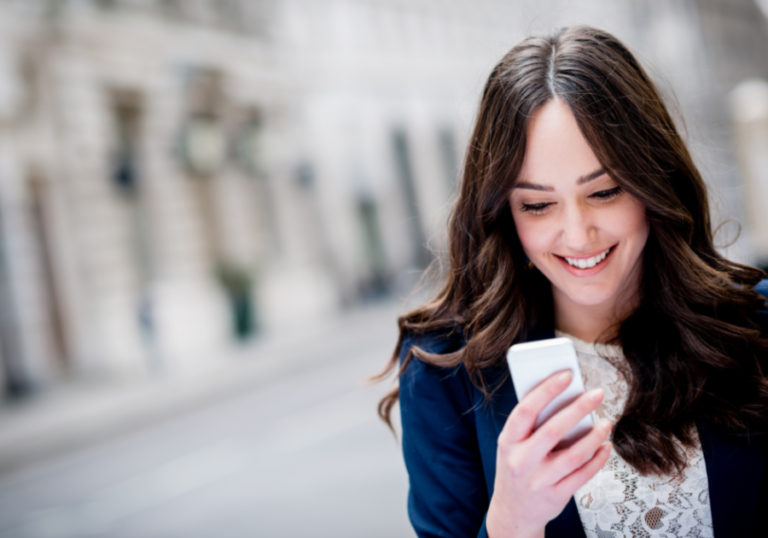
[
  {"left": 610, "top": 198, "right": 649, "bottom": 252},
  {"left": 511, "top": 213, "right": 555, "bottom": 257}
]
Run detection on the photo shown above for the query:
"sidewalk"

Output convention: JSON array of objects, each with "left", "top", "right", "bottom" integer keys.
[{"left": 0, "top": 301, "right": 402, "bottom": 477}]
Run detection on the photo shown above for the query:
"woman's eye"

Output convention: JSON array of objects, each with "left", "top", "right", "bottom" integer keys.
[
  {"left": 520, "top": 202, "right": 553, "bottom": 214},
  {"left": 591, "top": 186, "right": 622, "bottom": 200}
]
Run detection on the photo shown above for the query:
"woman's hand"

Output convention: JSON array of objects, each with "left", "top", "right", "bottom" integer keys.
[{"left": 486, "top": 371, "right": 612, "bottom": 538}]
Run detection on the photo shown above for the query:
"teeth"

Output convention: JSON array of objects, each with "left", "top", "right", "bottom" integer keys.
[{"left": 565, "top": 247, "right": 611, "bottom": 269}]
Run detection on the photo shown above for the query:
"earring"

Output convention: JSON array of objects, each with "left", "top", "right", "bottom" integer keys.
[{"left": 523, "top": 254, "right": 534, "bottom": 270}]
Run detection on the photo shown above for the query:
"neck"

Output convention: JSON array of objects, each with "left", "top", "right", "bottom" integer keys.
[{"left": 552, "top": 283, "right": 640, "bottom": 344}]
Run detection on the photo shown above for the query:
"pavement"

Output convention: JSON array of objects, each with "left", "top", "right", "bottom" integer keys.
[
  {"left": 0, "top": 299, "right": 416, "bottom": 537},
  {"left": 0, "top": 301, "right": 403, "bottom": 476}
]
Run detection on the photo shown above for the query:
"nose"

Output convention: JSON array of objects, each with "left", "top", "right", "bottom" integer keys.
[{"left": 561, "top": 202, "right": 596, "bottom": 251}]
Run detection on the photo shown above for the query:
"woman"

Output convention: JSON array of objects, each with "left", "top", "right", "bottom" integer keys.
[{"left": 377, "top": 26, "right": 768, "bottom": 538}]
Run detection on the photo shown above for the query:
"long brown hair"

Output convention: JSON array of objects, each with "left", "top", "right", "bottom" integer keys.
[{"left": 377, "top": 26, "right": 768, "bottom": 476}]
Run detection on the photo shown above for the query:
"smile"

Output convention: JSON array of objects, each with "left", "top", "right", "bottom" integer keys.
[
  {"left": 564, "top": 247, "right": 612, "bottom": 269},
  {"left": 553, "top": 245, "right": 617, "bottom": 277}
]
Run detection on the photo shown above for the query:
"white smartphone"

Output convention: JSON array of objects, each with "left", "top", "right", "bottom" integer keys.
[{"left": 507, "top": 337, "right": 593, "bottom": 447}]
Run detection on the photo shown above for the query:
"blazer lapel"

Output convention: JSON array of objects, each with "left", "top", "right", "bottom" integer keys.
[
  {"left": 698, "top": 420, "right": 765, "bottom": 538},
  {"left": 489, "top": 324, "right": 586, "bottom": 537}
]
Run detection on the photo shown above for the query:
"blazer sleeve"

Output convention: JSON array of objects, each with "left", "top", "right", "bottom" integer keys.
[{"left": 399, "top": 332, "right": 491, "bottom": 538}]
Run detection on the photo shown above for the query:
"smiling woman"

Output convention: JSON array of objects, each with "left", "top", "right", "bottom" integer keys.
[
  {"left": 375, "top": 26, "right": 768, "bottom": 538},
  {"left": 510, "top": 98, "right": 650, "bottom": 342}
]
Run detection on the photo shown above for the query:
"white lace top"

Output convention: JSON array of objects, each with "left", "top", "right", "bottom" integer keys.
[{"left": 555, "top": 331, "right": 714, "bottom": 538}]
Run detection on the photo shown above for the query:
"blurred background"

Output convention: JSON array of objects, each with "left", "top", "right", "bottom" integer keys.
[{"left": 0, "top": 0, "right": 766, "bottom": 536}]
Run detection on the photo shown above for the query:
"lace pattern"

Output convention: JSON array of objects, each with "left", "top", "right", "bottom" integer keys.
[{"left": 555, "top": 331, "right": 713, "bottom": 538}]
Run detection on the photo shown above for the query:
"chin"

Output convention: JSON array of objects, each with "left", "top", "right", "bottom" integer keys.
[{"left": 555, "top": 281, "right": 619, "bottom": 307}]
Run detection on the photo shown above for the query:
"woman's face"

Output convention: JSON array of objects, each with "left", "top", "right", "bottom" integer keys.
[{"left": 509, "top": 98, "right": 649, "bottom": 312}]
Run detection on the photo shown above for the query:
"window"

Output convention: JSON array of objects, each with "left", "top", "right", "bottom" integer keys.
[
  {"left": 110, "top": 91, "right": 142, "bottom": 194},
  {"left": 438, "top": 126, "right": 459, "bottom": 189},
  {"left": 392, "top": 128, "right": 429, "bottom": 269}
]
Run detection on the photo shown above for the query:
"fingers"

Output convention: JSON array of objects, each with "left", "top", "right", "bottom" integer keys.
[
  {"left": 501, "top": 370, "right": 573, "bottom": 444},
  {"left": 529, "top": 388, "right": 604, "bottom": 454},
  {"left": 553, "top": 441, "right": 612, "bottom": 497},
  {"left": 538, "top": 419, "right": 612, "bottom": 486}
]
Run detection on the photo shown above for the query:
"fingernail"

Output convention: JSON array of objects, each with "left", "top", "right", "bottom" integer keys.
[
  {"left": 588, "top": 388, "right": 604, "bottom": 402},
  {"left": 599, "top": 420, "right": 612, "bottom": 432},
  {"left": 557, "top": 371, "right": 572, "bottom": 384},
  {"left": 602, "top": 441, "right": 612, "bottom": 451}
]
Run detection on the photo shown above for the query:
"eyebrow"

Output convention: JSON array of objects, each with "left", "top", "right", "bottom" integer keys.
[{"left": 514, "top": 168, "right": 607, "bottom": 191}]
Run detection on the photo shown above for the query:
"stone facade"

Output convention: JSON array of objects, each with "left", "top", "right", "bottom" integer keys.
[{"left": 0, "top": 0, "right": 766, "bottom": 394}]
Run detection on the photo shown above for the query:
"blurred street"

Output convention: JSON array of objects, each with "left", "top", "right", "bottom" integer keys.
[
  {"left": 0, "top": 2, "right": 766, "bottom": 537},
  {"left": 0, "top": 301, "right": 414, "bottom": 538}
]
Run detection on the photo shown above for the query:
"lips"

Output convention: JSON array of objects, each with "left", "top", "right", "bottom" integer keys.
[
  {"left": 554, "top": 245, "right": 617, "bottom": 277},
  {"left": 564, "top": 247, "right": 612, "bottom": 269}
]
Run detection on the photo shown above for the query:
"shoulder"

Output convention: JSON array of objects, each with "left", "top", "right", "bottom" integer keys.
[
  {"left": 398, "top": 325, "right": 478, "bottom": 422},
  {"left": 399, "top": 325, "right": 465, "bottom": 362},
  {"left": 752, "top": 279, "right": 768, "bottom": 325},
  {"left": 399, "top": 326, "right": 467, "bottom": 383},
  {"left": 754, "top": 279, "right": 768, "bottom": 300}
]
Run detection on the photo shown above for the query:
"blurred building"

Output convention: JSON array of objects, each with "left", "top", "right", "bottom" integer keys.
[{"left": 0, "top": 0, "right": 766, "bottom": 395}]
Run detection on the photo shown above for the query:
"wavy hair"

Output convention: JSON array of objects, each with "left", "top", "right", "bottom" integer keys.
[{"left": 376, "top": 26, "right": 768, "bottom": 476}]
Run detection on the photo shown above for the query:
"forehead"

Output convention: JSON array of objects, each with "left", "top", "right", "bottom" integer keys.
[{"left": 515, "top": 98, "right": 605, "bottom": 190}]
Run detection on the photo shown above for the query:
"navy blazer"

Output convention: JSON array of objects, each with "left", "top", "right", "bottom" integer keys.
[{"left": 399, "top": 281, "right": 768, "bottom": 538}]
